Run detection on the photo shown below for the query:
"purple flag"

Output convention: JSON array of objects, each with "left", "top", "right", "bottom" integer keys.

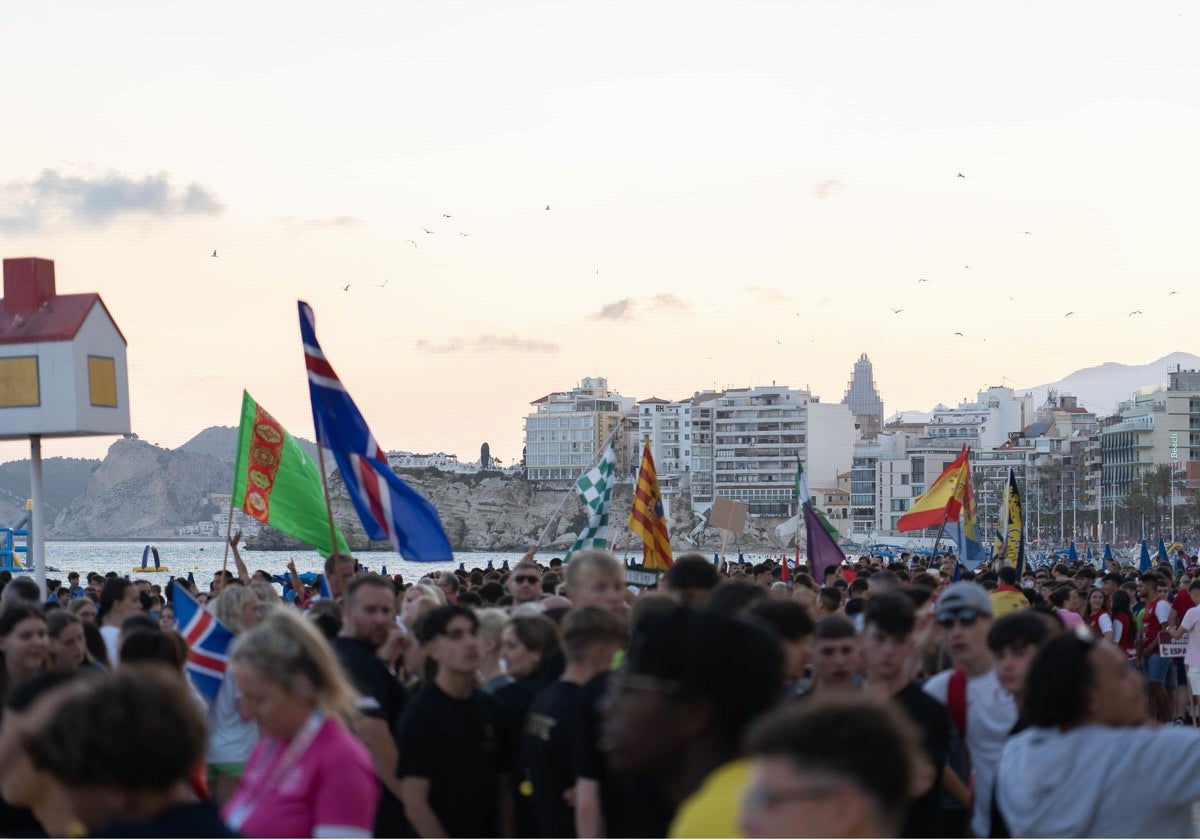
[
  {"left": 805, "top": 502, "right": 846, "bottom": 582},
  {"left": 298, "top": 301, "right": 453, "bottom": 562}
]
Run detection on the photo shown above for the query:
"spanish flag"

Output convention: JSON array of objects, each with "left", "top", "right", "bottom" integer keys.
[
  {"left": 629, "top": 438, "right": 673, "bottom": 570},
  {"left": 896, "top": 448, "right": 970, "bottom": 532}
]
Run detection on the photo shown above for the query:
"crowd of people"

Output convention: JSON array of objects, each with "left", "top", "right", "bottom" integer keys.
[{"left": 2, "top": 540, "right": 1200, "bottom": 837}]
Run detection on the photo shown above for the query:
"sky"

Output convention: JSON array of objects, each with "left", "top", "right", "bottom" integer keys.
[{"left": 2, "top": 1, "right": 1198, "bottom": 468}]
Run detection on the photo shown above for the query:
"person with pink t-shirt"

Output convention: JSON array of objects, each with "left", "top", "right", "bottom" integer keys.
[{"left": 223, "top": 609, "right": 379, "bottom": 838}]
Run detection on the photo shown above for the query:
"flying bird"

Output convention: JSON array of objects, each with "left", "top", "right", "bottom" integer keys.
[
  {"left": 211, "top": 250, "right": 218, "bottom": 257},
  {"left": 376, "top": 279, "right": 389, "bottom": 288},
  {"left": 459, "top": 232, "right": 471, "bottom": 237},
  {"left": 891, "top": 308, "right": 903, "bottom": 314},
  {"left": 954, "top": 332, "right": 964, "bottom": 337},
  {"left": 405, "top": 240, "right": 418, "bottom": 248},
  {"left": 963, "top": 265, "right": 971, "bottom": 269},
  {"left": 917, "top": 278, "right": 928, "bottom": 283},
  {"left": 1064, "top": 312, "right": 1073, "bottom": 317},
  {"left": 442, "top": 214, "right": 452, "bottom": 218},
  {"left": 342, "top": 284, "right": 351, "bottom": 291},
  {"left": 1169, "top": 291, "right": 1180, "bottom": 295},
  {"left": 1129, "top": 310, "right": 1142, "bottom": 316},
  {"left": 545, "top": 205, "right": 551, "bottom": 210},
  {"left": 422, "top": 227, "right": 434, "bottom": 234},
  {"left": 957, "top": 173, "right": 965, "bottom": 178}
]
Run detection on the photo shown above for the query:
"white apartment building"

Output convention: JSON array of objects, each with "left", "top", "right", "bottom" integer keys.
[
  {"left": 710, "top": 385, "right": 854, "bottom": 517},
  {"left": 524, "top": 377, "right": 634, "bottom": 482},
  {"left": 1102, "top": 367, "right": 1200, "bottom": 499}
]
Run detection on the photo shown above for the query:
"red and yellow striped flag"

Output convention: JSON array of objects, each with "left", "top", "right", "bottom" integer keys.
[{"left": 629, "top": 438, "right": 673, "bottom": 570}]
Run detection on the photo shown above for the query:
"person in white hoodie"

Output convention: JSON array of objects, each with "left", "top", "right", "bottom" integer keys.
[{"left": 997, "top": 625, "right": 1200, "bottom": 838}]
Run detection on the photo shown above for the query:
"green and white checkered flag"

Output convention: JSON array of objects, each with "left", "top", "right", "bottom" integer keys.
[{"left": 565, "top": 443, "right": 617, "bottom": 559}]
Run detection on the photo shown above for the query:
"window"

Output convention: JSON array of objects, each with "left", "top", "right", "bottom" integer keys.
[{"left": 0, "top": 356, "right": 39, "bottom": 407}]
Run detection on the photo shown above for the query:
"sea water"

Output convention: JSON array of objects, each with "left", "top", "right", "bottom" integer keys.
[{"left": 35, "top": 542, "right": 531, "bottom": 586}]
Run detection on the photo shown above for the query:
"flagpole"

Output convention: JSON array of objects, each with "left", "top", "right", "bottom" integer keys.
[
  {"left": 534, "top": 418, "right": 624, "bottom": 552},
  {"left": 315, "top": 444, "right": 342, "bottom": 560},
  {"left": 221, "top": 505, "right": 235, "bottom": 577}
]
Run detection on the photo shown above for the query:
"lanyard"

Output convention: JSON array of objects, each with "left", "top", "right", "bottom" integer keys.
[{"left": 226, "top": 711, "right": 325, "bottom": 831}]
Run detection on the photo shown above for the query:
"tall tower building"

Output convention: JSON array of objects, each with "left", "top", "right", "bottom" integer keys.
[{"left": 842, "top": 353, "right": 884, "bottom": 440}]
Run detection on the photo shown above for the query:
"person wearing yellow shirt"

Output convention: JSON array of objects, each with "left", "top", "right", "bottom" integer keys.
[{"left": 990, "top": 566, "right": 1031, "bottom": 617}]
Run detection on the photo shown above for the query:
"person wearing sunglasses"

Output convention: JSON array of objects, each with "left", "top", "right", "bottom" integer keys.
[
  {"left": 996, "top": 625, "right": 1200, "bottom": 838},
  {"left": 922, "top": 581, "right": 1017, "bottom": 839},
  {"left": 507, "top": 562, "right": 544, "bottom": 607}
]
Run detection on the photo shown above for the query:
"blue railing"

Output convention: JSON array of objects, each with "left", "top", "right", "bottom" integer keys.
[{"left": 0, "top": 526, "right": 29, "bottom": 570}]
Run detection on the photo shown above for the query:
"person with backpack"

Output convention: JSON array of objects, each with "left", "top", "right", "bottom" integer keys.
[{"left": 923, "top": 582, "right": 1018, "bottom": 838}]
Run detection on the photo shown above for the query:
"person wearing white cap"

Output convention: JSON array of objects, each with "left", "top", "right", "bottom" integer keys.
[{"left": 922, "top": 581, "right": 1018, "bottom": 838}]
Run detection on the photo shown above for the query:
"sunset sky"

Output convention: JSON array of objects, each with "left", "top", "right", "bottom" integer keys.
[{"left": 2, "top": 1, "right": 1197, "bottom": 468}]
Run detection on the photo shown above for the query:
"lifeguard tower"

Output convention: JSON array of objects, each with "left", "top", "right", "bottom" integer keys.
[{"left": 0, "top": 257, "right": 130, "bottom": 594}]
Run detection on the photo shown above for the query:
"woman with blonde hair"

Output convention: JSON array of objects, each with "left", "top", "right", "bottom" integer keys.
[
  {"left": 223, "top": 608, "right": 376, "bottom": 838},
  {"left": 476, "top": 607, "right": 510, "bottom": 692},
  {"left": 399, "top": 583, "right": 444, "bottom": 631},
  {"left": 204, "top": 585, "right": 266, "bottom": 805}
]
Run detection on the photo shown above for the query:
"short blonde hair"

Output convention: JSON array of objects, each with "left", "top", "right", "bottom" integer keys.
[
  {"left": 210, "top": 585, "right": 258, "bottom": 636},
  {"left": 476, "top": 607, "right": 509, "bottom": 644},
  {"left": 565, "top": 550, "right": 624, "bottom": 593}
]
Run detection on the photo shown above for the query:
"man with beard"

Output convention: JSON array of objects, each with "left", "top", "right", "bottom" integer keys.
[{"left": 334, "top": 573, "right": 410, "bottom": 836}]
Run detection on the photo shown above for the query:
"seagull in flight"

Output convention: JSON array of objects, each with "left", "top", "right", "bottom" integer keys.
[
  {"left": 891, "top": 308, "right": 903, "bottom": 314},
  {"left": 442, "top": 214, "right": 452, "bottom": 218},
  {"left": 376, "top": 279, "right": 389, "bottom": 288},
  {"left": 422, "top": 227, "right": 434, "bottom": 234},
  {"left": 405, "top": 240, "right": 418, "bottom": 248},
  {"left": 957, "top": 173, "right": 965, "bottom": 178},
  {"left": 1169, "top": 291, "right": 1180, "bottom": 295},
  {"left": 1129, "top": 310, "right": 1142, "bottom": 316},
  {"left": 917, "top": 278, "right": 928, "bottom": 283},
  {"left": 954, "top": 332, "right": 964, "bottom": 337},
  {"left": 1064, "top": 312, "right": 1074, "bottom": 317},
  {"left": 342, "top": 284, "right": 351, "bottom": 291},
  {"left": 963, "top": 265, "right": 971, "bottom": 270},
  {"left": 545, "top": 205, "right": 551, "bottom": 210},
  {"left": 211, "top": 250, "right": 218, "bottom": 257},
  {"left": 459, "top": 232, "right": 471, "bottom": 237}
]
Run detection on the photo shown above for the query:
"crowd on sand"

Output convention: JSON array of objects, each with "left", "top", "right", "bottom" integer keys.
[{"left": 2, "top": 538, "right": 1200, "bottom": 838}]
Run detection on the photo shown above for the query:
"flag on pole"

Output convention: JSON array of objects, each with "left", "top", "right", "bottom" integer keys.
[
  {"left": 231, "top": 391, "right": 350, "bottom": 558},
  {"left": 1001, "top": 467, "right": 1026, "bottom": 579},
  {"left": 1103, "top": 543, "right": 1114, "bottom": 563},
  {"left": 992, "top": 530, "right": 1005, "bottom": 562},
  {"left": 945, "top": 450, "right": 984, "bottom": 568},
  {"left": 805, "top": 502, "right": 846, "bottom": 583},
  {"left": 896, "top": 449, "right": 970, "bottom": 532},
  {"left": 565, "top": 442, "right": 617, "bottom": 559},
  {"left": 628, "top": 438, "right": 673, "bottom": 570},
  {"left": 794, "top": 456, "right": 810, "bottom": 509},
  {"left": 1157, "top": 536, "right": 1169, "bottom": 563},
  {"left": 174, "top": 585, "right": 234, "bottom": 704},
  {"left": 1139, "top": 539, "right": 1152, "bottom": 573},
  {"left": 298, "top": 302, "right": 453, "bottom": 561}
]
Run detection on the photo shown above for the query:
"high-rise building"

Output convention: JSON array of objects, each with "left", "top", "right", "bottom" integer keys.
[
  {"left": 524, "top": 377, "right": 634, "bottom": 482},
  {"left": 842, "top": 353, "right": 884, "bottom": 439}
]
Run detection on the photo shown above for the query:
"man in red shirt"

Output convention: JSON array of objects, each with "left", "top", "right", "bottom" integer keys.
[{"left": 1140, "top": 574, "right": 1176, "bottom": 723}]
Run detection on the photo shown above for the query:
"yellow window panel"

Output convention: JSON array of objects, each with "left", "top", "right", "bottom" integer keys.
[
  {"left": 88, "top": 356, "right": 118, "bottom": 407},
  {"left": 0, "top": 357, "right": 40, "bottom": 408}
]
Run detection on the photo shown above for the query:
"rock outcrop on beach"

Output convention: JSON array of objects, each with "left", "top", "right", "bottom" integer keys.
[
  {"left": 50, "top": 439, "right": 228, "bottom": 540},
  {"left": 25, "top": 431, "right": 799, "bottom": 551}
]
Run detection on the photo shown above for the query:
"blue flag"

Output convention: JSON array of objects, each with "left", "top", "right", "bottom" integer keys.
[
  {"left": 299, "top": 302, "right": 453, "bottom": 562},
  {"left": 174, "top": 586, "right": 234, "bottom": 703},
  {"left": 1140, "top": 539, "right": 1152, "bottom": 573},
  {"left": 318, "top": 572, "right": 333, "bottom": 600},
  {"left": 1067, "top": 542, "right": 1078, "bottom": 563},
  {"left": 1103, "top": 543, "right": 1113, "bottom": 563},
  {"left": 1157, "top": 537, "right": 1169, "bottom": 563}
]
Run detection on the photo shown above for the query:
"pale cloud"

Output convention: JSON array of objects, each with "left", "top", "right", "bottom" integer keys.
[
  {"left": 590, "top": 295, "right": 689, "bottom": 321},
  {"left": 278, "top": 215, "right": 368, "bottom": 232},
  {"left": 417, "top": 334, "right": 558, "bottom": 354},
  {"left": 0, "top": 169, "right": 224, "bottom": 231},
  {"left": 746, "top": 284, "right": 793, "bottom": 304},
  {"left": 812, "top": 178, "right": 847, "bottom": 200}
]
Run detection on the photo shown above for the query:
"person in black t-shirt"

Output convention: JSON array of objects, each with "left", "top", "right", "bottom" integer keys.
[
  {"left": 332, "top": 573, "right": 410, "bottom": 837},
  {"left": 397, "top": 605, "right": 510, "bottom": 838},
  {"left": 861, "top": 593, "right": 950, "bottom": 838},
  {"left": 523, "top": 606, "right": 626, "bottom": 838}
]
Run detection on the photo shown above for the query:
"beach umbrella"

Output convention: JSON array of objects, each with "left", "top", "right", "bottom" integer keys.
[
  {"left": 1066, "top": 543, "right": 1078, "bottom": 563},
  {"left": 1086, "top": 544, "right": 1096, "bottom": 563},
  {"left": 1140, "top": 540, "right": 1152, "bottom": 573},
  {"left": 1103, "top": 543, "right": 1114, "bottom": 562},
  {"left": 1157, "top": 537, "right": 1169, "bottom": 562}
]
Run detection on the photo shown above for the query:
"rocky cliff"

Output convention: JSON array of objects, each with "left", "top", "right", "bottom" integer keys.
[{"left": 40, "top": 436, "right": 799, "bottom": 552}]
